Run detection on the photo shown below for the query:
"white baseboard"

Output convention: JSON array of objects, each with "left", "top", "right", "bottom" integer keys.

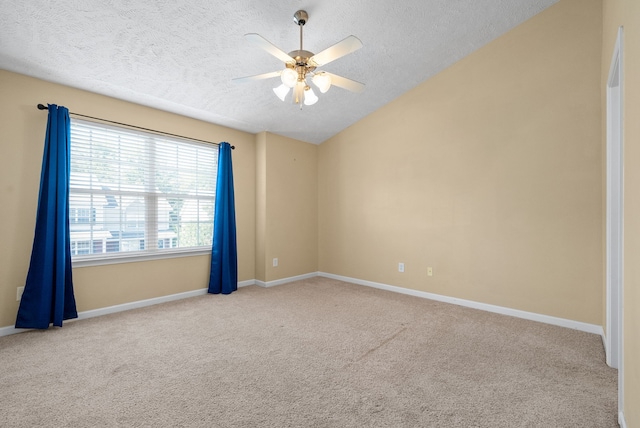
[
  {"left": 318, "top": 272, "right": 604, "bottom": 336},
  {"left": 1, "top": 272, "right": 604, "bottom": 339},
  {"left": 255, "top": 272, "right": 319, "bottom": 288},
  {"left": 75, "top": 288, "right": 210, "bottom": 321},
  {"left": 0, "top": 325, "right": 28, "bottom": 337},
  {"left": 0, "top": 280, "right": 257, "bottom": 337},
  {"left": 619, "top": 411, "right": 627, "bottom": 428},
  {"left": 238, "top": 279, "right": 255, "bottom": 288}
]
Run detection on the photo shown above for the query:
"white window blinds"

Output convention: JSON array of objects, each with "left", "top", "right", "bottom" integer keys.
[{"left": 69, "top": 119, "right": 218, "bottom": 262}]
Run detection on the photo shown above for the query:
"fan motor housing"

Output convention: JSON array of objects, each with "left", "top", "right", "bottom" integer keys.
[{"left": 288, "top": 50, "right": 316, "bottom": 70}]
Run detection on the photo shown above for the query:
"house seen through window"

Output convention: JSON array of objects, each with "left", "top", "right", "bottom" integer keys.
[{"left": 69, "top": 119, "right": 218, "bottom": 261}]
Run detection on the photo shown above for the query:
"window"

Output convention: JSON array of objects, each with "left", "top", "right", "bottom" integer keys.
[
  {"left": 69, "top": 119, "right": 218, "bottom": 264},
  {"left": 69, "top": 207, "right": 96, "bottom": 224},
  {"left": 71, "top": 240, "right": 91, "bottom": 255}
]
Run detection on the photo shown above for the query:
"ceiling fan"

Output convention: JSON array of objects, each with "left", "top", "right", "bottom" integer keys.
[{"left": 233, "top": 10, "right": 364, "bottom": 108}]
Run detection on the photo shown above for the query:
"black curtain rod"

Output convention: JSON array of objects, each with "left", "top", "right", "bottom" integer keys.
[{"left": 36, "top": 104, "right": 234, "bottom": 149}]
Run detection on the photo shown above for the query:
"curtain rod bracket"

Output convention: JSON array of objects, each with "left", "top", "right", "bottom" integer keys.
[{"left": 36, "top": 103, "right": 234, "bottom": 149}]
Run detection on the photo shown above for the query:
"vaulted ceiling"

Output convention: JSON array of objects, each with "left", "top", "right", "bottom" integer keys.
[{"left": 0, "top": 0, "right": 558, "bottom": 144}]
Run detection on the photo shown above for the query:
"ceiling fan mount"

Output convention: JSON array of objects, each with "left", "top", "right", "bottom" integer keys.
[
  {"left": 293, "top": 10, "right": 308, "bottom": 27},
  {"left": 233, "top": 10, "right": 364, "bottom": 107}
]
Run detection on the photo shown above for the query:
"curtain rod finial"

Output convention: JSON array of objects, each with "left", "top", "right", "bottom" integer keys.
[{"left": 37, "top": 104, "right": 48, "bottom": 110}]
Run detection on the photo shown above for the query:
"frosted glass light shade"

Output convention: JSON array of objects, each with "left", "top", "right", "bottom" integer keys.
[
  {"left": 304, "top": 87, "right": 318, "bottom": 106},
  {"left": 273, "top": 84, "right": 290, "bottom": 102},
  {"left": 312, "top": 73, "right": 332, "bottom": 93},
  {"left": 281, "top": 68, "right": 298, "bottom": 88}
]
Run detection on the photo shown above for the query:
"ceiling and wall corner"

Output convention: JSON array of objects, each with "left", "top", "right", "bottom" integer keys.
[{"left": 0, "top": 0, "right": 558, "bottom": 144}]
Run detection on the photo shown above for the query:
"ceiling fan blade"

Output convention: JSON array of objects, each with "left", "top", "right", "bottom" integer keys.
[
  {"left": 232, "top": 71, "right": 281, "bottom": 83},
  {"left": 309, "top": 35, "right": 363, "bottom": 67},
  {"left": 245, "top": 33, "right": 295, "bottom": 65},
  {"left": 323, "top": 72, "right": 365, "bottom": 93}
]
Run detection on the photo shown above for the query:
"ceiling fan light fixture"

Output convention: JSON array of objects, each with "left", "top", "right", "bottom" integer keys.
[
  {"left": 304, "top": 86, "right": 319, "bottom": 106},
  {"left": 234, "top": 10, "right": 364, "bottom": 108},
  {"left": 312, "top": 73, "right": 332, "bottom": 93},
  {"left": 273, "top": 84, "right": 290, "bottom": 101},
  {"left": 281, "top": 68, "right": 298, "bottom": 88}
]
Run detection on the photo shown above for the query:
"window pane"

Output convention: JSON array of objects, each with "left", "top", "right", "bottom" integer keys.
[{"left": 167, "top": 197, "right": 215, "bottom": 248}]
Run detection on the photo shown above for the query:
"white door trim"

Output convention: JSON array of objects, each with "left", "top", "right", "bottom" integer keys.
[{"left": 605, "top": 25, "right": 624, "bottom": 420}]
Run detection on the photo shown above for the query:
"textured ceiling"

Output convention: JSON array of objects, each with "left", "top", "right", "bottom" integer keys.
[{"left": 0, "top": 0, "right": 558, "bottom": 144}]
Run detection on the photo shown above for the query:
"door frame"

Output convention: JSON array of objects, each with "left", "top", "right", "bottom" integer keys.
[{"left": 605, "top": 25, "right": 624, "bottom": 420}]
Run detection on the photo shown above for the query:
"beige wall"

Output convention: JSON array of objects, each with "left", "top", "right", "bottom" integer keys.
[
  {"left": 0, "top": 70, "right": 256, "bottom": 327},
  {"left": 319, "top": 0, "right": 603, "bottom": 324},
  {"left": 603, "top": 0, "right": 640, "bottom": 425},
  {"left": 255, "top": 132, "right": 318, "bottom": 282}
]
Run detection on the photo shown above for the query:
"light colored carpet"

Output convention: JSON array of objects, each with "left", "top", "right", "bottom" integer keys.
[{"left": 0, "top": 277, "right": 617, "bottom": 427}]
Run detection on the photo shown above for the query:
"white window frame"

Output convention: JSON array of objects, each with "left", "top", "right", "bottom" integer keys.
[{"left": 69, "top": 119, "right": 218, "bottom": 267}]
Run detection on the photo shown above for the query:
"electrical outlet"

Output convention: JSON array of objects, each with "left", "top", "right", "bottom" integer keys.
[
  {"left": 273, "top": 258, "right": 278, "bottom": 267},
  {"left": 398, "top": 263, "right": 405, "bottom": 273},
  {"left": 427, "top": 267, "right": 433, "bottom": 276},
  {"left": 17, "top": 286, "right": 24, "bottom": 301}
]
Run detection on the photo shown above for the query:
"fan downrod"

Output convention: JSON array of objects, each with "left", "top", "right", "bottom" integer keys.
[{"left": 290, "top": 10, "right": 313, "bottom": 69}]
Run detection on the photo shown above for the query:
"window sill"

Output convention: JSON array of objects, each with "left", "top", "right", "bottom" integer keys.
[{"left": 72, "top": 248, "right": 211, "bottom": 268}]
